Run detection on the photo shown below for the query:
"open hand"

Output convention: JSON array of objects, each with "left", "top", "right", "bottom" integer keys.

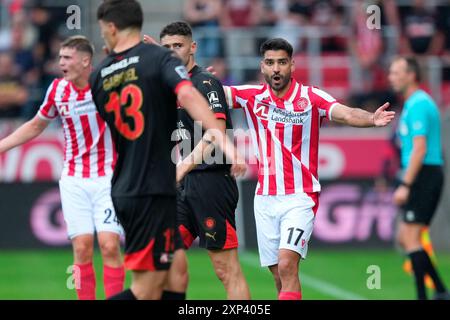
[{"left": 373, "top": 102, "right": 395, "bottom": 127}]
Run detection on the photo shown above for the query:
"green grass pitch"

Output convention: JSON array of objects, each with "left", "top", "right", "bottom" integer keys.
[{"left": 0, "top": 249, "right": 449, "bottom": 300}]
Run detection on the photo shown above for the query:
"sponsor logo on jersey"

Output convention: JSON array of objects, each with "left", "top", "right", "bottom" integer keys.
[
  {"left": 203, "top": 79, "right": 212, "bottom": 86},
  {"left": 101, "top": 56, "right": 140, "bottom": 77},
  {"left": 207, "top": 91, "right": 220, "bottom": 104}
]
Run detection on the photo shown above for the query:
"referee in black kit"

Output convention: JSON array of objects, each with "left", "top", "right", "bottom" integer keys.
[
  {"left": 145, "top": 21, "right": 251, "bottom": 300},
  {"left": 90, "top": 0, "right": 246, "bottom": 300}
]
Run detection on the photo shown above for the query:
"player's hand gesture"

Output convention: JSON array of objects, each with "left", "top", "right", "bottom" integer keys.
[
  {"left": 230, "top": 156, "right": 247, "bottom": 178},
  {"left": 206, "top": 65, "right": 217, "bottom": 76},
  {"left": 143, "top": 35, "right": 159, "bottom": 46},
  {"left": 373, "top": 102, "right": 395, "bottom": 127}
]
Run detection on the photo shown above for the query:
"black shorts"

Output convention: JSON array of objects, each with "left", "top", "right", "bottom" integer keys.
[
  {"left": 401, "top": 165, "right": 444, "bottom": 225},
  {"left": 177, "top": 170, "right": 239, "bottom": 250},
  {"left": 112, "top": 195, "right": 177, "bottom": 271}
]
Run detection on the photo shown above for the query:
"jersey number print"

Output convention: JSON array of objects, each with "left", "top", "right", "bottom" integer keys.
[{"left": 105, "top": 84, "right": 144, "bottom": 140}]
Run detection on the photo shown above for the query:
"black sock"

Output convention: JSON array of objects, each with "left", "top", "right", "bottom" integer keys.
[
  {"left": 108, "top": 289, "right": 137, "bottom": 300},
  {"left": 417, "top": 249, "right": 447, "bottom": 293},
  {"left": 408, "top": 250, "right": 428, "bottom": 300},
  {"left": 161, "top": 290, "right": 186, "bottom": 300}
]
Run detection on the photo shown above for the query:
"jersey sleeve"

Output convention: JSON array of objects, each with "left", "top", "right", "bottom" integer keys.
[
  {"left": 224, "top": 85, "right": 247, "bottom": 109},
  {"left": 408, "top": 103, "right": 429, "bottom": 137},
  {"left": 160, "top": 50, "right": 193, "bottom": 94},
  {"left": 198, "top": 76, "right": 229, "bottom": 120},
  {"left": 37, "top": 79, "right": 59, "bottom": 120},
  {"left": 309, "top": 87, "right": 339, "bottom": 120}
]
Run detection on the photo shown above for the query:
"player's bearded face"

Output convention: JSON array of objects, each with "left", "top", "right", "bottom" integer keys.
[
  {"left": 261, "top": 50, "right": 293, "bottom": 92},
  {"left": 161, "top": 35, "right": 196, "bottom": 67}
]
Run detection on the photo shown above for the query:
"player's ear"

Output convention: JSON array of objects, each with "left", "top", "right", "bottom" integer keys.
[
  {"left": 108, "top": 21, "right": 118, "bottom": 36},
  {"left": 291, "top": 58, "right": 295, "bottom": 73},
  {"left": 191, "top": 40, "right": 197, "bottom": 55},
  {"left": 82, "top": 55, "right": 91, "bottom": 68},
  {"left": 260, "top": 60, "right": 264, "bottom": 74}
]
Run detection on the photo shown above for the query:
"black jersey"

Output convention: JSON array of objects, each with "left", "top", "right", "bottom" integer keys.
[
  {"left": 176, "top": 65, "right": 233, "bottom": 171},
  {"left": 90, "top": 42, "right": 192, "bottom": 197}
]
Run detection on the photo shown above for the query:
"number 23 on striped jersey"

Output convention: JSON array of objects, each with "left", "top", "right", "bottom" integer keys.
[{"left": 105, "top": 84, "right": 144, "bottom": 140}]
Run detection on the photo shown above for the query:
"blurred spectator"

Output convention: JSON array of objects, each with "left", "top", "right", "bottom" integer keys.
[
  {"left": 221, "top": 0, "right": 263, "bottom": 28},
  {"left": 349, "top": 0, "right": 384, "bottom": 93},
  {"left": 208, "top": 57, "right": 236, "bottom": 86},
  {"left": 308, "top": 0, "right": 347, "bottom": 53},
  {"left": 221, "top": 0, "right": 266, "bottom": 56},
  {"left": 272, "top": 0, "right": 310, "bottom": 52},
  {"left": 0, "top": 51, "right": 29, "bottom": 118},
  {"left": 9, "top": 11, "right": 39, "bottom": 85},
  {"left": 184, "top": 0, "right": 224, "bottom": 59},
  {"left": 436, "top": 2, "right": 450, "bottom": 81},
  {"left": 399, "top": 0, "right": 444, "bottom": 56},
  {"left": 348, "top": 0, "right": 400, "bottom": 113}
]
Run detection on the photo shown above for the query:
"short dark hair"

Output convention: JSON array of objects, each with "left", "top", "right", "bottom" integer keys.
[
  {"left": 160, "top": 21, "right": 193, "bottom": 40},
  {"left": 393, "top": 56, "right": 421, "bottom": 82},
  {"left": 97, "top": 0, "right": 143, "bottom": 31},
  {"left": 61, "top": 35, "right": 94, "bottom": 57},
  {"left": 260, "top": 38, "right": 293, "bottom": 58}
]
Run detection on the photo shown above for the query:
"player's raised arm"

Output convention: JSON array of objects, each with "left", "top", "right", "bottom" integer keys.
[
  {"left": 330, "top": 102, "right": 395, "bottom": 128},
  {"left": 0, "top": 115, "right": 49, "bottom": 153}
]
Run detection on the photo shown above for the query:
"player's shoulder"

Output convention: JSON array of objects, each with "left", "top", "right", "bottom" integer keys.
[
  {"left": 409, "top": 90, "right": 436, "bottom": 111},
  {"left": 307, "top": 85, "right": 336, "bottom": 102},
  {"left": 232, "top": 83, "right": 265, "bottom": 96},
  {"left": 191, "top": 67, "right": 222, "bottom": 88},
  {"left": 47, "top": 77, "right": 69, "bottom": 92}
]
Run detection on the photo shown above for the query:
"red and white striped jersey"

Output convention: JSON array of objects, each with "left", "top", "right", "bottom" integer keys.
[
  {"left": 38, "top": 78, "right": 116, "bottom": 178},
  {"left": 224, "top": 78, "right": 338, "bottom": 195}
]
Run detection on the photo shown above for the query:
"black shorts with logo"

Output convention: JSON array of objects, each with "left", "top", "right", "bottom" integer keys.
[
  {"left": 401, "top": 165, "right": 444, "bottom": 225},
  {"left": 176, "top": 170, "right": 239, "bottom": 250},
  {"left": 112, "top": 195, "right": 177, "bottom": 271}
]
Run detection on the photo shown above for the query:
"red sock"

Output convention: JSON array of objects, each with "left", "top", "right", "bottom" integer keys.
[
  {"left": 103, "top": 265, "right": 125, "bottom": 298},
  {"left": 278, "top": 291, "right": 302, "bottom": 300},
  {"left": 74, "top": 263, "right": 96, "bottom": 300}
]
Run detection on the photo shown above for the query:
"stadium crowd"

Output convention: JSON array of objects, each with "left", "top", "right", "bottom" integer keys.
[{"left": 0, "top": 0, "right": 449, "bottom": 117}]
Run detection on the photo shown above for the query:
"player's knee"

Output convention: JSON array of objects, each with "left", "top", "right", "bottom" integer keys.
[
  {"left": 73, "top": 242, "right": 94, "bottom": 263},
  {"left": 277, "top": 258, "right": 298, "bottom": 279},
  {"left": 396, "top": 231, "right": 406, "bottom": 249},
  {"left": 99, "top": 239, "right": 120, "bottom": 259}
]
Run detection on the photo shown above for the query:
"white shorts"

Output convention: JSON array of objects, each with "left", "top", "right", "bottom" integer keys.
[
  {"left": 254, "top": 192, "right": 318, "bottom": 267},
  {"left": 59, "top": 175, "right": 123, "bottom": 239}
]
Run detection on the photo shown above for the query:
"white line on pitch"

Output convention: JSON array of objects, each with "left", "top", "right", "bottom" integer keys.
[{"left": 240, "top": 252, "right": 367, "bottom": 300}]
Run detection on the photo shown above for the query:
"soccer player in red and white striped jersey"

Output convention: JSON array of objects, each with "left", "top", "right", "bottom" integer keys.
[
  {"left": 224, "top": 38, "right": 395, "bottom": 300},
  {"left": 0, "top": 36, "right": 124, "bottom": 300}
]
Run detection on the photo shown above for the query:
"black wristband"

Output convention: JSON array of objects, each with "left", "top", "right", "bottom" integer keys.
[{"left": 400, "top": 181, "right": 411, "bottom": 188}]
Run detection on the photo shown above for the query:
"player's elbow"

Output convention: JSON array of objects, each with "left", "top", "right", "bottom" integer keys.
[{"left": 176, "top": 85, "right": 196, "bottom": 107}]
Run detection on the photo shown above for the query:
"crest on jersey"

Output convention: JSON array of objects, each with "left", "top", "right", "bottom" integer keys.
[
  {"left": 296, "top": 97, "right": 309, "bottom": 112},
  {"left": 204, "top": 217, "right": 216, "bottom": 230}
]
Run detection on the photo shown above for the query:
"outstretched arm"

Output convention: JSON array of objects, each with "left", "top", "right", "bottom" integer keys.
[
  {"left": 330, "top": 102, "right": 395, "bottom": 127},
  {"left": 0, "top": 115, "right": 49, "bottom": 153}
]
